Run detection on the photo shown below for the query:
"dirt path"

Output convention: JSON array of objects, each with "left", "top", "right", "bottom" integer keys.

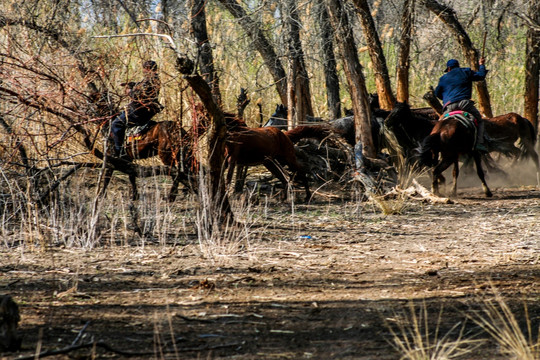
[{"left": 1, "top": 186, "right": 539, "bottom": 359}]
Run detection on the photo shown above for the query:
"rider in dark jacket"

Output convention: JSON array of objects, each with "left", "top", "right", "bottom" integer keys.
[
  {"left": 111, "top": 60, "right": 162, "bottom": 157},
  {"left": 435, "top": 57, "right": 488, "bottom": 151}
]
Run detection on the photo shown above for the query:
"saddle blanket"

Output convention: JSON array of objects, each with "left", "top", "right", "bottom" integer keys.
[
  {"left": 443, "top": 110, "right": 478, "bottom": 128},
  {"left": 126, "top": 121, "right": 156, "bottom": 141}
]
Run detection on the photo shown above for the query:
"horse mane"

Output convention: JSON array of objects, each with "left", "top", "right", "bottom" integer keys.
[
  {"left": 223, "top": 111, "right": 248, "bottom": 131},
  {"left": 192, "top": 103, "right": 248, "bottom": 134},
  {"left": 386, "top": 102, "right": 435, "bottom": 135},
  {"left": 284, "top": 125, "right": 333, "bottom": 144}
]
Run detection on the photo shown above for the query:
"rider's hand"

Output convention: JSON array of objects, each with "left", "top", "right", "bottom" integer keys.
[{"left": 479, "top": 57, "right": 486, "bottom": 66}]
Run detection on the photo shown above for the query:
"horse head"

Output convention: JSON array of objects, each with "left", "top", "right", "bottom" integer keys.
[
  {"left": 264, "top": 104, "right": 288, "bottom": 127},
  {"left": 368, "top": 93, "right": 380, "bottom": 110},
  {"left": 384, "top": 102, "right": 412, "bottom": 129}
]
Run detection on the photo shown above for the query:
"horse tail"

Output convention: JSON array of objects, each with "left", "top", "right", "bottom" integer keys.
[
  {"left": 284, "top": 125, "right": 333, "bottom": 144},
  {"left": 418, "top": 133, "right": 440, "bottom": 167},
  {"left": 511, "top": 114, "right": 537, "bottom": 162}
]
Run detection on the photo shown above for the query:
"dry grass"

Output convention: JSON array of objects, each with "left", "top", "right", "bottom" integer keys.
[
  {"left": 470, "top": 288, "right": 540, "bottom": 360},
  {"left": 194, "top": 172, "right": 263, "bottom": 266},
  {"left": 387, "top": 301, "right": 483, "bottom": 360}
]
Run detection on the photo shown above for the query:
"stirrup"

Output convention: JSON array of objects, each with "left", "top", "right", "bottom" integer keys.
[{"left": 475, "top": 142, "right": 487, "bottom": 152}]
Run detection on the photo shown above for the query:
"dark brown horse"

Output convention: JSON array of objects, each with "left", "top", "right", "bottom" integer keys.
[
  {"left": 100, "top": 120, "right": 196, "bottom": 201},
  {"left": 386, "top": 102, "right": 539, "bottom": 179},
  {"left": 419, "top": 112, "right": 493, "bottom": 198}
]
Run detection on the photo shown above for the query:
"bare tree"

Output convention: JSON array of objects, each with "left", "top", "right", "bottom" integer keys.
[
  {"left": 421, "top": 0, "right": 493, "bottom": 118},
  {"left": 324, "top": 0, "right": 376, "bottom": 159},
  {"left": 190, "top": 0, "right": 222, "bottom": 104},
  {"left": 176, "top": 55, "right": 233, "bottom": 223},
  {"left": 524, "top": 0, "right": 540, "bottom": 132},
  {"left": 283, "top": 0, "right": 314, "bottom": 128},
  {"left": 350, "top": 0, "right": 396, "bottom": 110},
  {"left": 216, "top": 0, "right": 288, "bottom": 106},
  {"left": 396, "top": 0, "right": 415, "bottom": 103},
  {"left": 315, "top": 1, "right": 342, "bottom": 119}
]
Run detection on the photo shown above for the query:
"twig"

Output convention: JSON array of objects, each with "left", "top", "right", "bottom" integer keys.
[
  {"left": 34, "top": 164, "right": 83, "bottom": 204},
  {"left": 71, "top": 321, "right": 91, "bottom": 346},
  {"left": 136, "top": 18, "right": 174, "bottom": 35},
  {"left": 514, "top": 12, "right": 540, "bottom": 32},
  {"left": 481, "top": 31, "right": 487, "bottom": 58},
  {"left": 14, "top": 341, "right": 152, "bottom": 359},
  {"left": 14, "top": 340, "right": 244, "bottom": 359},
  {"left": 176, "top": 314, "right": 216, "bottom": 323},
  {"left": 92, "top": 32, "right": 194, "bottom": 48}
]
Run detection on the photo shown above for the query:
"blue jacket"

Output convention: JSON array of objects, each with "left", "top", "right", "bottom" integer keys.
[{"left": 434, "top": 65, "right": 487, "bottom": 106}]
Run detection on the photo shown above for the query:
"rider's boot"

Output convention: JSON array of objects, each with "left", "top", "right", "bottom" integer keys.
[{"left": 475, "top": 119, "right": 488, "bottom": 152}]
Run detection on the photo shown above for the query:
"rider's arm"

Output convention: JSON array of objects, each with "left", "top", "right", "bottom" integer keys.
[
  {"left": 434, "top": 81, "right": 443, "bottom": 100},
  {"left": 471, "top": 57, "right": 488, "bottom": 81}
]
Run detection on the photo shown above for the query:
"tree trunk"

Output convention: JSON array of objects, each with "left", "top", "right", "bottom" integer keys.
[
  {"left": 190, "top": 0, "right": 222, "bottom": 105},
  {"left": 524, "top": 0, "right": 540, "bottom": 133},
  {"left": 315, "top": 1, "right": 341, "bottom": 119},
  {"left": 177, "top": 69, "right": 232, "bottom": 224},
  {"left": 284, "top": 0, "right": 314, "bottom": 126},
  {"left": 396, "top": 0, "right": 415, "bottom": 103},
  {"left": 422, "top": 0, "right": 493, "bottom": 118},
  {"left": 325, "top": 0, "right": 376, "bottom": 159},
  {"left": 351, "top": 0, "right": 396, "bottom": 110},
  {"left": 287, "top": 59, "right": 297, "bottom": 129},
  {"left": 216, "top": 0, "right": 288, "bottom": 106}
]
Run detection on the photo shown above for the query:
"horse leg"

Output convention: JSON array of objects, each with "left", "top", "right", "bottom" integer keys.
[
  {"left": 282, "top": 154, "right": 311, "bottom": 203},
  {"left": 129, "top": 173, "right": 139, "bottom": 201},
  {"left": 168, "top": 168, "right": 196, "bottom": 202},
  {"left": 431, "top": 168, "right": 441, "bottom": 197},
  {"left": 451, "top": 159, "right": 459, "bottom": 197},
  {"left": 168, "top": 169, "right": 181, "bottom": 202},
  {"left": 432, "top": 157, "right": 453, "bottom": 197},
  {"left": 226, "top": 157, "right": 237, "bottom": 191},
  {"left": 234, "top": 165, "right": 247, "bottom": 193},
  {"left": 263, "top": 159, "right": 290, "bottom": 200},
  {"left": 524, "top": 142, "right": 540, "bottom": 186},
  {"left": 473, "top": 152, "right": 493, "bottom": 197},
  {"left": 291, "top": 169, "right": 311, "bottom": 203},
  {"left": 97, "top": 167, "right": 114, "bottom": 198}
]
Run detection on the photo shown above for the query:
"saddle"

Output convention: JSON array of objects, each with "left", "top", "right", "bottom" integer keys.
[
  {"left": 126, "top": 120, "right": 157, "bottom": 142},
  {"left": 442, "top": 110, "right": 479, "bottom": 150},
  {"left": 443, "top": 110, "right": 478, "bottom": 128}
]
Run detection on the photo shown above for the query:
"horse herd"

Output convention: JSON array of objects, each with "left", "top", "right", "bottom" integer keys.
[{"left": 100, "top": 99, "right": 540, "bottom": 202}]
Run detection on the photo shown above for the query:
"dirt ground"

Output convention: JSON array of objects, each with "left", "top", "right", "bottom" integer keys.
[{"left": 1, "top": 168, "right": 539, "bottom": 359}]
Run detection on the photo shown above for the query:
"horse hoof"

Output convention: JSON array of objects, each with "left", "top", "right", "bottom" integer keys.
[{"left": 485, "top": 191, "right": 493, "bottom": 197}]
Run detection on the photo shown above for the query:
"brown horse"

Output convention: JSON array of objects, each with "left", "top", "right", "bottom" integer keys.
[
  {"left": 226, "top": 125, "right": 311, "bottom": 201},
  {"left": 419, "top": 112, "right": 493, "bottom": 198},
  {"left": 484, "top": 113, "right": 539, "bottom": 174},
  {"left": 100, "top": 120, "right": 196, "bottom": 201},
  {"left": 195, "top": 108, "right": 332, "bottom": 202}
]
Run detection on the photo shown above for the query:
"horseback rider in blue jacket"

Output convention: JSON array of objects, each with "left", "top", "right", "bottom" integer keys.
[
  {"left": 435, "top": 57, "right": 488, "bottom": 151},
  {"left": 111, "top": 60, "right": 163, "bottom": 157}
]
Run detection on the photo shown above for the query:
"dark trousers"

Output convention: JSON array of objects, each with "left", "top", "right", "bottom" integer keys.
[{"left": 111, "top": 107, "right": 153, "bottom": 155}]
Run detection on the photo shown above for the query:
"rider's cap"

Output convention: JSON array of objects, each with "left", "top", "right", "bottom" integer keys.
[
  {"left": 143, "top": 60, "right": 158, "bottom": 71},
  {"left": 445, "top": 59, "right": 460, "bottom": 72}
]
